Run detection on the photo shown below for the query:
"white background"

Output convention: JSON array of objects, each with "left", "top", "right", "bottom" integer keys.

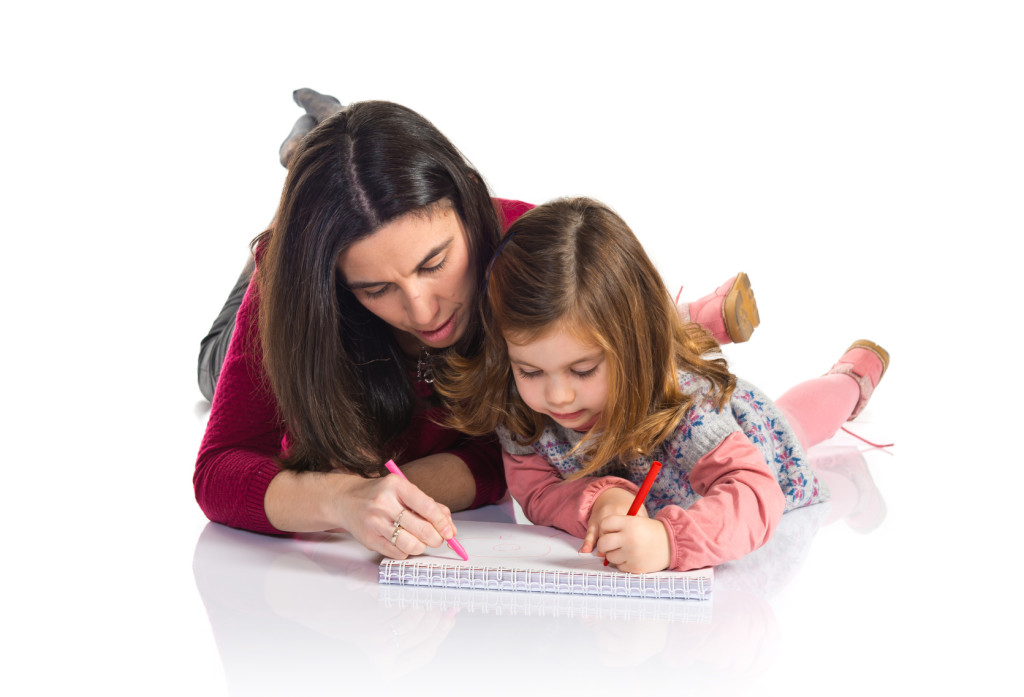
[{"left": 2, "top": 2, "right": 1020, "bottom": 695}]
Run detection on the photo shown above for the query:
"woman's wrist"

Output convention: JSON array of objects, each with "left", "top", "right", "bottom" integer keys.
[{"left": 264, "top": 468, "right": 359, "bottom": 533}]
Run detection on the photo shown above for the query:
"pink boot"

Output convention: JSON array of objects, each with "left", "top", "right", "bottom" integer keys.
[
  {"left": 827, "top": 340, "right": 890, "bottom": 420},
  {"left": 681, "top": 272, "right": 760, "bottom": 344}
]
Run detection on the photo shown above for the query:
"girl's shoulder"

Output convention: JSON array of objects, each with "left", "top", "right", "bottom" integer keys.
[
  {"left": 664, "top": 370, "right": 741, "bottom": 458},
  {"left": 495, "top": 422, "right": 593, "bottom": 479},
  {"left": 495, "top": 423, "right": 539, "bottom": 457},
  {"left": 675, "top": 369, "right": 715, "bottom": 399}
]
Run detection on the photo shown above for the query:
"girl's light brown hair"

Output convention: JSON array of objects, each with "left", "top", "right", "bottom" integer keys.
[{"left": 435, "top": 197, "right": 736, "bottom": 478}]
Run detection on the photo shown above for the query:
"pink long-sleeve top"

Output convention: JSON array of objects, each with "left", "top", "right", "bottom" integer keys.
[
  {"left": 194, "top": 198, "right": 534, "bottom": 534},
  {"left": 498, "top": 371, "right": 829, "bottom": 571},
  {"left": 504, "top": 434, "right": 786, "bottom": 571}
]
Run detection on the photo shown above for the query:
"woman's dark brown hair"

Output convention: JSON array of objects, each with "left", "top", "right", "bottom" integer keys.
[
  {"left": 254, "top": 101, "right": 502, "bottom": 476},
  {"left": 436, "top": 197, "right": 736, "bottom": 478}
]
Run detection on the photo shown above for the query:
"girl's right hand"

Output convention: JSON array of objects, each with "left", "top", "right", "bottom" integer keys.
[{"left": 334, "top": 473, "right": 457, "bottom": 560}]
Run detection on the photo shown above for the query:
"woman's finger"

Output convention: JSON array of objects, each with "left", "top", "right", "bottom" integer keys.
[
  {"left": 387, "top": 505, "right": 445, "bottom": 550},
  {"left": 388, "top": 475, "right": 455, "bottom": 546},
  {"left": 389, "top": 525, "right": 427, "bottom": 558}
]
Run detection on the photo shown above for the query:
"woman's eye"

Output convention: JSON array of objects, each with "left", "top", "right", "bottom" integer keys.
[
  {"left": 364, "top": 285, "right": 391, "bottom": 299},
  {"left": 422, "top": 257, "right": 448, "bottom": 274}
]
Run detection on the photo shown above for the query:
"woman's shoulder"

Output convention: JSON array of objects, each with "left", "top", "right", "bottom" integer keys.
[{"left": 493, "top": 198, "right": 535, "bottom": 229}]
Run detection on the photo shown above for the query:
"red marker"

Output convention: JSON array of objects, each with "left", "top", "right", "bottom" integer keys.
[
  {"left": 605, "top": 460, "right": 663, "bottom": 566},
  {"left": 384, "top": 459, "right": 469, "bottom": 561}
]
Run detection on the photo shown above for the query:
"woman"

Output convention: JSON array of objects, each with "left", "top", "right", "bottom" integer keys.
[{"left": 194, "top": 95, "right": 759, "bottom": 560}]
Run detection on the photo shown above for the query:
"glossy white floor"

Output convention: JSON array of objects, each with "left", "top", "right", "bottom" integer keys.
[{"left": 5, "top": 3, "right": 1019, "bottom": 696}]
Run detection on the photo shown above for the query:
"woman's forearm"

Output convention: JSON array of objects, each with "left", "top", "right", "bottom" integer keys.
[
  {"left": 264, "top": 458, "right": 465, "bottom": 560},
  {"left": 400, "top": 453, "right": 477, "bottom": 512},
  {"left": 263, "top": 453, "right": 476, "bottom": 534},
  {"left": 264, "top": 468, "right": 359, "bottom": 532}
]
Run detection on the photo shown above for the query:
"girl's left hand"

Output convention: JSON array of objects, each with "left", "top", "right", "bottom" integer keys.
[
  {"left": 580, "top": 487, "right": 646, "bottom": 554},
  {"left": 593, "top": 516, "right": 671, "bottom": 574}
]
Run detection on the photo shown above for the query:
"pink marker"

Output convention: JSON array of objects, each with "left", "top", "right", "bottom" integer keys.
[{"left": 384, "top": 459, "right": 469, "bottom": 561}]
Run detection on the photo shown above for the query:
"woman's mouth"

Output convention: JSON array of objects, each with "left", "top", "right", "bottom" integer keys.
[{"left": 416, "top": 313, "right": 457, "bottom": 345}]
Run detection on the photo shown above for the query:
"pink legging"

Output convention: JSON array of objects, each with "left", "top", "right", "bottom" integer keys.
[{"left": 775, "top": 374, "right": 860, "bottom": 451}]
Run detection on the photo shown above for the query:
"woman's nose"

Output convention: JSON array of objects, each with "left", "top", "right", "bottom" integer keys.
[{"left": 405, "top": 287, "right": 437, "bottom": 326}]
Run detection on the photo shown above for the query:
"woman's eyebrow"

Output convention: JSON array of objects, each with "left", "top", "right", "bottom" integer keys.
[
  {"left": 415, "top": 238, "right": 453, "bottom": 268},
  {"left": 347, "top": 238, "right": 453, "bottom": 289}
]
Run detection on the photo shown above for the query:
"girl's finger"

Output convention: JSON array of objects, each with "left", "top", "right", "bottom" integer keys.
[
  {"left": 595, "top": 531, "right": 622, "bottom": 563},
  {"left": 580, "top": 525, "right": 598, "bottom": 553}
]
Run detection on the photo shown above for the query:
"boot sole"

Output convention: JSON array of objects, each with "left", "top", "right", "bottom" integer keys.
[
  {"left": 846, "top": 339, "right": 890, "bottom": 379},
  {"left": 722, "top": 271, "right": 760, "bottom": 343}
]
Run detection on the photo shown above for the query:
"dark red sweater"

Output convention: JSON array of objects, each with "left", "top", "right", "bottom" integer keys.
[{"left": 194, "top": 199, "right": 533, "bottom": 534}]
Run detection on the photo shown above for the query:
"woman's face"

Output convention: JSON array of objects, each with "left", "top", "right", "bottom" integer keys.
[{"left": 337, "top": 205, "right": 476, "bottom": 351}]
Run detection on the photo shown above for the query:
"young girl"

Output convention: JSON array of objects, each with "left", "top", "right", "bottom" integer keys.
[{"left": 436, "top": 197, "right": 889, "bottom": 573}]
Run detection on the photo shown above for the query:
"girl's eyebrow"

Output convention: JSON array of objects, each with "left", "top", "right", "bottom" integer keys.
[
  {"left": 508, "top": 353, "right": 603, "bottom": 370},
  {"left": 347, "top": 238, "right": 453, "bottom": 289}
]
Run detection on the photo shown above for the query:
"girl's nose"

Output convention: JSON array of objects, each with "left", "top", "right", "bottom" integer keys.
[{"left": 546, "top": 378, "right": 574, "bottom": 408}]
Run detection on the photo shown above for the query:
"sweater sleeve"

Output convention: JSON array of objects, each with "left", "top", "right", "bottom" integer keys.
[
  {"left": 503, "top": 450, "right": 638, "bottom": 537},
  {"left": 494, "top": 198, "right": 535, "bottom": 230},
  {"left": 655, "top": 431, "right": 785, "bottom": 571},
  {"left": 193, "top": 276, "right": 287, "bottom": 535}
]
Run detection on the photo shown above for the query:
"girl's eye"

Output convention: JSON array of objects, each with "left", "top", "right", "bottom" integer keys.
[
  {"left": 572, "top": 366, "right": 598, "bottom": 378},
  {"left": 515, "top": 368, "right": 542, "bottom": 379}
]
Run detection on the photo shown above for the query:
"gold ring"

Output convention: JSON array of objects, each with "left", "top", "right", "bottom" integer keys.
[
  {"left": 390, "top": 526, "right": 402, "bottom": 546},
  {"left": 393, "top": 509, "right": 406, "bottom": 531}
]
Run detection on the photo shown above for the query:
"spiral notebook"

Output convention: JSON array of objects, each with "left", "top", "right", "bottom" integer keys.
[{"left": 378, "top": 521, "right": 712, "bottom": 600}]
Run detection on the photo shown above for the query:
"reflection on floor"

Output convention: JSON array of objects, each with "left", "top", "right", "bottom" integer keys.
[{"left": 192, "top": 442, "right": 890, "bottom": 696}]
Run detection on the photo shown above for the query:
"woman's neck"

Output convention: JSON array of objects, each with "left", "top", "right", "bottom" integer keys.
[{"left": 393, "top": 329, "right": 421, "bottom": 357}]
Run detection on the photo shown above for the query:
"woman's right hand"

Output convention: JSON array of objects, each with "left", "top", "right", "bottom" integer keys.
[
  {"left": 337, "top": 473, "right": 457, "bottom": 559},
  {"left": 264, "top": 468, "right": 456, "bottom": 559}
]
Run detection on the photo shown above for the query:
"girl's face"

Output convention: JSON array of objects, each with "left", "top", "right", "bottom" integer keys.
[
  {"left": 338, "top": 205, "right": 476, "bottom": 352},
  {"left": 505, "top": 327, "right": 609, "bottom": 431}
]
